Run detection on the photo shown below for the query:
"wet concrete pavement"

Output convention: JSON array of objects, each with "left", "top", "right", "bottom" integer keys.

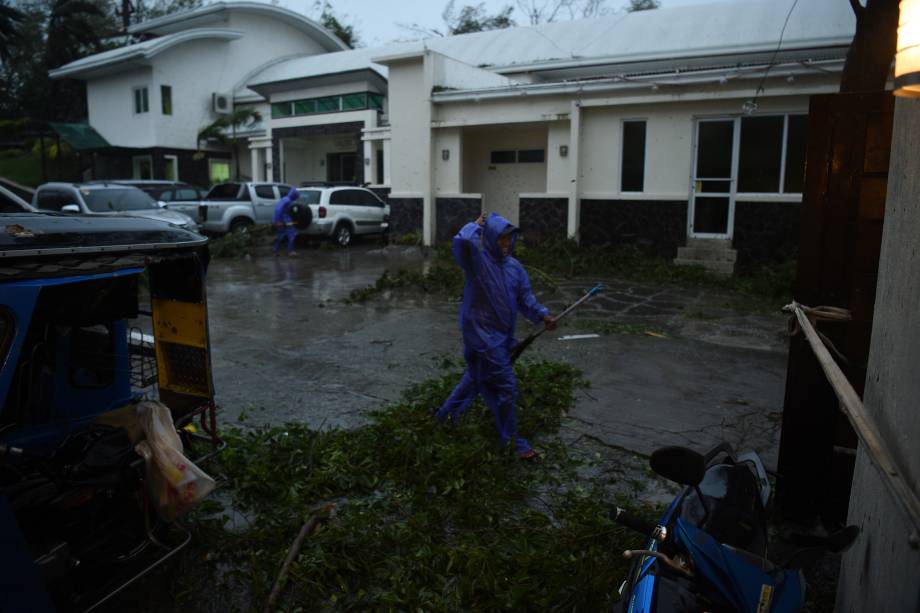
[{"left": 205, "top": 244, "right": 790, "bottom": 469}]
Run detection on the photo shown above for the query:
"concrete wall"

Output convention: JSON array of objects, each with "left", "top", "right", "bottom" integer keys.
[
  {"left": 431, "top": 52, "right": 513, "bottom": 90},
  {"left": 836, "top": 98, "right": 920, "bottom": 613},
  {"left": 280, "top": 134, "right": 358, "bottom": 184},
  {"left": 87, "top": 68, "right": 156, "bottom": 148},
  {"left": 86, "top": 10, "right": 328, "bottom": 150},
  {"left": 461, "top": 124, "right": 547, "bottom": 225},
  {"left": 433, "top": 128, "right": 463, "bottom": 194}
]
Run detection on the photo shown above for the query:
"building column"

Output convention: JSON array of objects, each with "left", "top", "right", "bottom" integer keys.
[
  {"left": 567, "top": 101, "right": 582, "bottom": 241},
  {"left": 383, "top": 139, "right": 392, "bottom": 186}
]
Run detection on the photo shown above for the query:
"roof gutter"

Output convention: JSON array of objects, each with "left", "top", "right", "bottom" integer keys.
[{"left": 431, "top": 58, "right": 845, "bottom": 103}]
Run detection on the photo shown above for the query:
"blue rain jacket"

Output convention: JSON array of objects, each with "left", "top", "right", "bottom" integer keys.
[
  {"left": 453, "top": 213, "right": 548, "bottom": 352},
  {"left": 272, "top": 187, "right": 299, "bottom": 225}
]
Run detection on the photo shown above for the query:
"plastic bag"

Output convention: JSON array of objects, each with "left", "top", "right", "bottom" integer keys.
[{"left": 134, "top": 400, "right": 216, "bottom": 521}]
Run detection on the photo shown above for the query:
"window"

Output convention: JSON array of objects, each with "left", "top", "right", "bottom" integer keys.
[
  {"left": 621, "top": 120, "right": 647, "bottom": 192},
  {"left": 330, "top": 190, "right": 364, "bottom": 205},
  {"left": 209, "top": 159, "right": 230, "bottom": 185},
  {"left": 161, "top": 85, "right": 172, "bottom": 115},
  {"left": 255, "top": 185, "right": 275, "bottom": 199},
  {"left": 133, "top": 87, "right": 149, "bottom": 114},
  {"left": 316, "top": 96, "right": 340, "bottom": 113},
  {"left": 297, "top": 190, "right": 322, "bottom": 204},
  {"left": 37, "top": 189, "right": 72, "bottom": 212},
  {"left": 490, "top": 150, "right": 516, "bottom": 164},
  {"left": 83, "top": 188, "right": 157, "bottom": 212},
  {"left": 159, "top": 190, "right": 174, "bottom": 202},
  {"left": 272, "top": 102, "right": 294, "bottom": 119},
  {"left": 272, "top": 92, "right": 385, "bottom": 118},
  {"left": 737, "top": 114, "right": 807, "bottom": 194},
  {"left": 517, "top": 149, "right": 545, "bottom": 163},
  {"left": 176, "top": 188, "right": 199, "bottom": 201},
  {"left": 132, "top": 155, "right": 153, "bottom": 180},
  {"left": 164, "top": 154, "right": 178, "bottom": 181},
  {"left": 206, "top": 182, "right": 242, "bottom": 200}
]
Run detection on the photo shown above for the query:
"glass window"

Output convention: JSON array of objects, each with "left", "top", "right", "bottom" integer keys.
[
  {"left": 517, "top": 149, "right": 545, "bottom": 163},
  {"left": 738, "top": 116, "right": 784, "bottom": 192},
  {"left": 621, "top": 120, "right": 646, "bottom": 192},
  {"left": 254, "top": 185, "right": 275, "bottom": 199},
  {"left": 208, "top": 160, "right": 231, "bottom": 185},
  {"left": 206, "top": 182, "right": 241, "bottom": 200},
  {"left": 159, "top": 190, "right": 174, "bottom": 202},
  {"left": 296, "top": 190, "right": 322, "bottom": 204},
  {"left": 317, "top": 96, "right": 340, "bottom": 113},
  {"left": 342, "top": 93, "right": 367, "bottom": 110},
  {"left": 83, "top": 188, "right": 158, "bottom": 212},
  {"left": 37, "top": 189, "right": 70, "bottom": 211},
  {"left": 294, "top": 99, "right": 316, "bottom": 115},
  {"left": 271, "top": 102, "right": 293, "bottom": 119},
  {"left": 368, "top": 93, "right": 384, "bottom": 110},
  {"left": 176, "top": 189, "right": 199, "bottom": 200},
  {"left": 490, "top": 150, "right": 516, "bottom": 164},
  {"left": 161, "top": 85, "right": 172, "bottom": 115},
  {"left": 783, "top": 115, "right": 808, "bottom": 193},
  {"left": 134, "top": 87, "right": 149, "bottom": 114},
  {"left": 330, "top": 189, "right": 363, "bottom": 205},
  {"left": 696, "top": 121, "right": 734, "bottom": 179}
]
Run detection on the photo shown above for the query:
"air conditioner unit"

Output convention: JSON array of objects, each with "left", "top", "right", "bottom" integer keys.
[{"left": 212, "top": 92, "right": 232, "bottom": 114}]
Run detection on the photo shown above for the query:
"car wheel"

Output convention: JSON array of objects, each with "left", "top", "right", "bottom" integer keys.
[
  {"left": 230, "top": 217, "right": 253, "bottom": 233},
  {"left": 333, "top": 223, "right": 352, "bottom": 247}
]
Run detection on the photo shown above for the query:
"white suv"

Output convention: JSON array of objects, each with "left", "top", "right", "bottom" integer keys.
[{"left": 295, "top": 186, "right": 389, "bottom": 247}]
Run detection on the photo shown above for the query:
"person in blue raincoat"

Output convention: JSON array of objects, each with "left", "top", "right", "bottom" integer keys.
[
  {"left": 272, "top": 187, "right": 300, "bottom": 257},
  {"left": 435, "top": 211, "right": 556, "bottom": 459}
]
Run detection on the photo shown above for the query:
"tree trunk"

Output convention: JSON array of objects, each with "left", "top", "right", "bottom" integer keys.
[{"left": 839, "top": 0, "right": 900, "bottom": 93}]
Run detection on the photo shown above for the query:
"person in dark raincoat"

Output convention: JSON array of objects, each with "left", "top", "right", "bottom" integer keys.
[
  {"left": 435, "top": 212, "right": 556, "bottom": 459},
  {"left": 272, "top": 187, "right": 300, "bottom": 257}
]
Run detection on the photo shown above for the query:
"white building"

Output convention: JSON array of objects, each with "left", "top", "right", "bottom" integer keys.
[{"left": 53, "top": 0, "right": 856, "bottom": 269}]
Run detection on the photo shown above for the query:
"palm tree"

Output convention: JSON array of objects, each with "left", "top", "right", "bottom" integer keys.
[
  {"left": 197, "top": 107, "right": 263, "bottom": 179},
  {"left": 0, "top": 1, "right": 24, "bottom": 63}
]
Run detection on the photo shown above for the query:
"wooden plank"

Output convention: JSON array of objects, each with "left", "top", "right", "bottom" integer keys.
[{"left": 793, "top": 305, "right": 920, "bottom": 544}]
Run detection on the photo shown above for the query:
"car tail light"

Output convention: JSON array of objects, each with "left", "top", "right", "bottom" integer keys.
[{"left": 319, "top": 206, "right": 327, "bottom": 219}]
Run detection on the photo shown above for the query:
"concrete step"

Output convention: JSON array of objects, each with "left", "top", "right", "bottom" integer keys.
[
  {"left": 673, "top": 258, "right": 736, "bottom": 275},
  {"left": 676, "top": 246, "right": 738, "bottom": 263},
  {"left": 685, "top": 237, "right": 733, "bottom": 250}
]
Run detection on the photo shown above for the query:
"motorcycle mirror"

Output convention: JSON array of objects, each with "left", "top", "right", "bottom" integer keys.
[{"left": 650, "top": 446, "right": 706, "bottom": 486}]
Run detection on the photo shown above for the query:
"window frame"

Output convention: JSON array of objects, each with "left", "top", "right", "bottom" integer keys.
[
  {"left": 164, "top": 154, "right": 179, "bottom": 181},
  {"left": 735, "top": 113, "right": 807, "bottom": 197}
]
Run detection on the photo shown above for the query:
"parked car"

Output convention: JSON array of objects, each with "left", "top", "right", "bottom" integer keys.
[
  {"left": 295, "top": 186, "right": 389, "bottom": 246},
  {"left": 32, "top": 182, "right": 200, "bottom": 232},
  {"left": 200, "top": 181, "right": 294, "bottom": 233},
  {"left": 0, "top": 184, "right": 36, "bottom": 213},
  {"left": 111, "top": 180, "right": 207, "bottom": 223}
]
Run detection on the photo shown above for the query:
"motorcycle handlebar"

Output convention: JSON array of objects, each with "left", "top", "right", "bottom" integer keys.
[{"left": 611, "top": 506, "right": 659, "bottom": 537}]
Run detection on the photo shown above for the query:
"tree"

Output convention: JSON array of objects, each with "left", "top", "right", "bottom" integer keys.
[
  {"left": 313, "top": 1, "right": 359, "bottom": 49},
  {"left": 515, "top": 0, "right": 610, "bottom": 25},
  {"left": 197, "top": 107, "right": 263, "bottom": 179},
  {"left": 401, "top": 1, "right": 515, "bottom": 38},
  {"left": 0, "top": 1, "right": 24, "bottom": 63},
  {"left": 839, "top": 0, "right": 899, "bottom": 93},
  {"left": 626, "top": 0, "right": 658, "bottom": 11}
]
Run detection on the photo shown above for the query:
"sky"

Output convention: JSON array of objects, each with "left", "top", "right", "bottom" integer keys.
[{"left": 276, "top": 0, "right": 718, "bottom": 48}]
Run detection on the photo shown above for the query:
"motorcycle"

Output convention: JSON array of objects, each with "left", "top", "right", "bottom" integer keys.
[{"left": 611, "top": 443, "right": 857, "bottom": 613}]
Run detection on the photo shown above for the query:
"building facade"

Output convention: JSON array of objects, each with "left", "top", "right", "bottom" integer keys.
[{"left": 55, "top": 0, "right": 857, "bottom": 268}]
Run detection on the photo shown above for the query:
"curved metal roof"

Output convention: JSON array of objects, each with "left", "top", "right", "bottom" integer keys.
[
  {"left": 127, "top": 1, "right": 347, "bottom": 53},
  {"left": 49, "top": 28, "right": 244, "bottom": 80}
]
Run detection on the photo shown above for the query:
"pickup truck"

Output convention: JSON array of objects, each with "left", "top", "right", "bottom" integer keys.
[
  {"left": 200, "top": 181, "right": 294, "bottom": 233},
  {"left": 295, "top": 186, "right": 389, "bottom": 247}
]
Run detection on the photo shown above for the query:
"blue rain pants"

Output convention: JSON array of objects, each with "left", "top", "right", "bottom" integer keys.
[
  {"left": 435, "top": 213, "right": 548, "bottom": 454},
  {"left": 272, "top": 187, "right": 300, "bottom": 254}
]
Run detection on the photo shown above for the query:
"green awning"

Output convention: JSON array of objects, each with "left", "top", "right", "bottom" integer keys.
[{"left": 48, "top": 122, "right": 111, "bottom": 151}]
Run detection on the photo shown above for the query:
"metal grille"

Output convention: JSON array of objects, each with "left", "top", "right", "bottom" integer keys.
[
  {"left": 128, "top": 326, "right": 158, "bottom": 398},
  {"left": 159, "top": 341, "right": 209, "bottom": 395}
]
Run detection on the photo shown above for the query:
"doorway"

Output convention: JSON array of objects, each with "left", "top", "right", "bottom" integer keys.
[
  {"left": 689, "top": 119, "right": 738, "bottom": 238},
  {"left": 327, "top": 152, "right": 357, "bottom": 183}
]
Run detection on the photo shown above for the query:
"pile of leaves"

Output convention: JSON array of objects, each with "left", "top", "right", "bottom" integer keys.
[
  {"left": 208, "top": 225, "right": 274, "bottom": 259},
  {"left": 162, "top": 360, "right": 651, "bottom": 611}
]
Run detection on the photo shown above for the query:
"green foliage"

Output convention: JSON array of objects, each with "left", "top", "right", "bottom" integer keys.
[
  {"left": 575, "top": 318, "right": 663, "bottom": 336},
  {"left": 0, "top": 150, "right": 41, "bottom": 186},
  {"left": 626, "top": 0, "right": 660, "bottom": 11},
  {"left": 314, "top": 0, "right": 359, "bottom": 48},
  {"left": 393, "top": 231, "right": 422, "bottom": 246},
  {"left": 207, "top": 224, "right": 273, "bottom": 259},
  {"left": 447, "top": 1, "right": 515, "bottom": 34},
  {"left": 0, "top": 1, "right": 23, "bottom": 63},
  {"left": 175, "top": 360, "right": 648, "bottom": 610}
]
